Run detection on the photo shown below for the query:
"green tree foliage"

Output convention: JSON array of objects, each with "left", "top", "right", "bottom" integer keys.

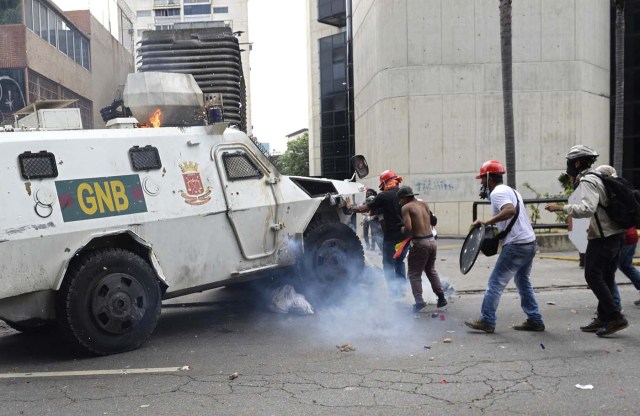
[
  {"left": 0, "top": 0, "right": 21, "bottom": 25},
  {"left": 275, "top": 132, "right": 309, "bottom": 176},
  {"left": 522, "top": 173, "right": 572, "bottom": 226}
]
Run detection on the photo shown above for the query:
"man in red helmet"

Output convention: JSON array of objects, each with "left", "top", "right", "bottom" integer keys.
[
  {"left": 346, "top": 170, "right": 410, "bottom": 298},
  {"left": 465, "top": 160, "right": 544, "bottom": 334}
]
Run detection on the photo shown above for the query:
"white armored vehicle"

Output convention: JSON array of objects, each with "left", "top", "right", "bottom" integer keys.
[{"left": 0, "top": 73, "right": 367, "bottom": 355}]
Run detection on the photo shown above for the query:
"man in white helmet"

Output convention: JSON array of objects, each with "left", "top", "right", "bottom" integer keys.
[{"left": 546, "top": 145, "right": 628, "bottom": 337}]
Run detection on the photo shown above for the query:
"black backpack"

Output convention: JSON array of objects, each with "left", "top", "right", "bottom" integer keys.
[{"left": 585, "top": 172, "right": 640, "bottom": 229}]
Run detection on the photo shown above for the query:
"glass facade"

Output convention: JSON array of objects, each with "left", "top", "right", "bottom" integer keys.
[
  {"left": 612, "top": 0, "right": 640, "bottom": 186},
  {"left": 319, "top": 32, "right": 353, "bottom": 180},
  {"left": 317, "top": 0, "right": 346, "bottom": 27},
  {"left": 184, "top": 4, "right": 210, "bottom": 15},
  {"left": 27, "top": 69, "right": 93, "bottom": 129},
  {"left": 0, "top": 0, "right": 22, "bottom": 24},
  {"left": 23, "top": 0, "right": 91, "bottom": 70}
]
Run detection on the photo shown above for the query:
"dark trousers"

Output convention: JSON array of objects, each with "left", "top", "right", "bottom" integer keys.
[
  {"left": 407, "top": 239, "right": 443, "bottom": 305},
  {"left": 585, "top": 233, "right": 625, "bottom": 321},
  {"left": 382, "top": 238, "right": 407, "bottom": 297},
  {"left": 363, "top": 219, "right": 382, "bottom": 250}
]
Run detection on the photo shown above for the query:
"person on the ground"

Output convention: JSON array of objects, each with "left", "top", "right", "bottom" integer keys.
[
  {"left": 397, "top": 186, "right": 447, "bottom": 311},
  {"left": 545, "top": 146, "right": 628, "bottom": 337},
  {"left": 362, "top": 188, "right": 383, "bottom": 252},
  {"left": 593, "top": 165, "right": 640, "bottom": 308},
  {"left": 346, "top": 170, "right": 410, "bottom": 298},
  {"left": 465, "top": 160, "right": 544, "bottom": 334}
]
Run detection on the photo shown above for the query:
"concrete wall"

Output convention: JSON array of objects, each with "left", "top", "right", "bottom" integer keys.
[
  {"left": 350, "top": 0, "right": 611, "bottom": 235},
  {"left": 306, "top": 0, "right": 343, "bottom": 176}
]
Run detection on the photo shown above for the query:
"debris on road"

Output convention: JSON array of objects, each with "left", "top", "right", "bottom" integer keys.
[
  {"left": 229, "top": 372, "right": 239, "bottom": 380},
  {"left": 269, "top": 284, "right": 314, "bottom": 315},
  {"left": 443, "top": 338, "right": 452, "bottom": 343},
  {"left": 540, "top": 343, "right": 545, "bottom": 350},
  {"left": 180, "top": 366, "right": 191, "bottom": 371},
  {"left": 337, "top": 343, "right": 356, "bottom": 352},
  {"left": 575, "top": 384, "right": 594, "bottom": 390},
  {"left": 547, "top": 301, "right": 556, "bottom": 305}
]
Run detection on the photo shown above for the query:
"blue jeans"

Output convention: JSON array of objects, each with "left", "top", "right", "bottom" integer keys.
[
  {"left": 382, "top": 239, "right": 407, "bottom": 297},
  {"left": 612, "top": 243, "right": 640, "bottom": 307},
  {"left": 480, "top": 242, "right": 543, "bottom": 326}
]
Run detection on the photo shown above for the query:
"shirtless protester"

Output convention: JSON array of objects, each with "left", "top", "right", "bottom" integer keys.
[{"left": 398, "top": 186, "right": 447, "bottom": 311}]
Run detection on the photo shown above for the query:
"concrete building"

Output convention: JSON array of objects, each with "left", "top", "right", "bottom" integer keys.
[
  {"left": 307, "top": 0, "right": 640, "bottom": 236},
  {"left": 126, "top": 0, "right": 251, "bottom": 134},
  {"left": 0, "top": 0, "right": 134, "bottom": 128}
]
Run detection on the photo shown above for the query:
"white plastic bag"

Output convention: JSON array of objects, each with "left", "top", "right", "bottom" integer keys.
[{"left": 269, "top": 284, "right": 315, "bottom": 315}]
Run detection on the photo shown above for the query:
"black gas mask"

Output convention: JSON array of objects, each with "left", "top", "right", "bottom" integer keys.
[{"left": 566, "top": 159, "right": 580, "bottom": 178}]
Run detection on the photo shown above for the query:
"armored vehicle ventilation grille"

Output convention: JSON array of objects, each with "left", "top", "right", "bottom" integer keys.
[
  {"left": 289, "top": 178, "right": 338, "bottom": 197},
  {"left": 129, "top": 145, "right": 162, "bottom": 171},
  {"left": 18, "top": 151, "right": 58, "bottom": 180},
  {"left": 222, "top": 151, "right": 263, "bottom": 181}
]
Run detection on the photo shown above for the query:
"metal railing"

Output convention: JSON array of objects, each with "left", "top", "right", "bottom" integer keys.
[{"left": 472, "top": 197, "right": 569, "bottom": 230}]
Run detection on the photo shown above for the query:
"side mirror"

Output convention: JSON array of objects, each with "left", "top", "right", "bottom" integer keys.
[{"left": 350, "top": 155, "right": 369, "bottom": 179}]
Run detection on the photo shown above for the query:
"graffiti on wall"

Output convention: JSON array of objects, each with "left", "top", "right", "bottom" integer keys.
[
  {"left": 413, "top": 179, "right": 456, "bottom": 193},
  {"left": 0, "top": 69, "right": 26, "bottom": 125}
]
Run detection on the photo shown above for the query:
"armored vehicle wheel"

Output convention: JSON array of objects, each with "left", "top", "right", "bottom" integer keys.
[
  {"left": 302, "top": 221, "right": 364, "bottom": 289},
  {"left": 57, "top": 248, "right": 161, "bottom": 355}
]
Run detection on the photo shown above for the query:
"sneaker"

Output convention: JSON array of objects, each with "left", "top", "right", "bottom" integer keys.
[
  {"left": 513, "top": 319, "right": 545, "bottom": 332},
  {"left": 437, "top": 295, "right": 448, "bottom": 308},
  {"left": 595, "top": 317, "right": 629, "bottom": 337},
  {"left": 580, "top": 318, "right": 603, "bottom": 333},
  {"left": 413, "top": 302, "right": 427, "bottom": 312},
  {"left": 464, "top": 319, "right": 495, "bottom": 333}
]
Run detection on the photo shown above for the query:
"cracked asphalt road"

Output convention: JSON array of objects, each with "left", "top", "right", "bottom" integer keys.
[{"left": 1, "top": 242, "right": 639, "bottom": 415}]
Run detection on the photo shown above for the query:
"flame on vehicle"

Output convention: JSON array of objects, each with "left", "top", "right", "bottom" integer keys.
[{"left": 149, "top": 109, "right": 162, "bottom": 128}]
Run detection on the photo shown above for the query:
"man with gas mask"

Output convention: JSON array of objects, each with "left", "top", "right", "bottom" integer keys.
[
  {"left": 546, "top": 145, "right": 628, "bottom": 337},
  {"left": 465, "top": 160, "right": 544, "bottom": 334}
]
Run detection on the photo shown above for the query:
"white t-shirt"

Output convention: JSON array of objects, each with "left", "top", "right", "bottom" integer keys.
[{"left": 490, "top": 184, "right": 535, "bottom": 245}]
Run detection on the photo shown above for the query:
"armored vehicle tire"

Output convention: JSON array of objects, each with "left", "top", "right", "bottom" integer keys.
[
  {"left": 56, "top": 248, "right": 162, "bottom": 355},
  {"left": 302, "top": 221, "right": 365, "bottom": 289}
]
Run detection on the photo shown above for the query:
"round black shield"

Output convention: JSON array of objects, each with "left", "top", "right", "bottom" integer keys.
[{"left": 459, "top": 225, "right": 485, "bottom": 275}]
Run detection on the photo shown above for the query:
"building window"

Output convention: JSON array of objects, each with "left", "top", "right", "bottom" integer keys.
[
  {"left": 25, "top": 0, "right": 33, "bottom": 29},
  {"left": 155, "top": 8, "right": 180, "bottom": 17},
  {"left": 184, "top": 4, "right": 210, "bottom": 15},
  {"left": 0, "top": 0, "right": 22, "bottom": 24},
  {"left": 58, "top": 19, "right": 68, "bottom": 55},
  {"left": 213, "top": 7, "right": 228, "bottom": 14},
  {"left": 155, "top": 24, "right": 173, "bottom": 30},
  {"left": 137, "top": 10, "right": 152, "bottom": 18},
  {"left": 47, "top": 9, "right": 56, "bottom": 47},
  {"left": 23, "top": 0, "right": 91, "bottom": 71},
  {"left": 38, "top": 2, "right": 48, "bottom": 41}
]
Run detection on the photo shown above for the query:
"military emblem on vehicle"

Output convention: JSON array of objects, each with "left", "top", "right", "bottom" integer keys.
[{"left": 179, "top": 161, "right": 211, "bottom": 205}]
